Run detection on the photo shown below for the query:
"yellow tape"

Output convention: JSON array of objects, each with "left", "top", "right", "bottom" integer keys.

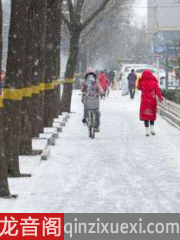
[
  {"left": 64, "top": 78, "right": 75, "bottom": 84},
  {"left": 22, "top": 87, "right": 32, "bottom": 97},
  {"left": 53, "top": 79, "right": 61, "bottom": 87},
  {"left": 32, "top": 85, "right": 40, "bottom": 94},
  {"left": 2, "top": 79, "right": 61, "bottom": 101},
  {"left": 45, "top": 83, "right": 54, "bottom": 90},
  {"left": 39, "top": 83, "right": 46, "bottom": 91},
  {"left": 0, "top": 95, "right": 3, "bottom": 108},
  {"left": 3, "top": 88, "right": 22, "bottom": 100}
]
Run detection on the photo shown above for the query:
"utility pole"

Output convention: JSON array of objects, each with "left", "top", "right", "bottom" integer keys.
[{"left": 165, "top": 43, "right": 169, "bottom": 90}]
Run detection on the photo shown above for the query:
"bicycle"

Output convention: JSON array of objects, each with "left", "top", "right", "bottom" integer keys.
[{"left": 83, "top": 93, "right": 100, "bottom": 139}]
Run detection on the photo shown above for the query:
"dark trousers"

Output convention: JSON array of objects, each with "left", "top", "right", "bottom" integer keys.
[
  {"left": 110, "top": 81, "right": 114, "bottom": 89},
  {"left": 129, "top": 88, "right": 135, "bottom": 99},
  {"left": 144, "top": 120, "right": 154, "bottom": 128}
]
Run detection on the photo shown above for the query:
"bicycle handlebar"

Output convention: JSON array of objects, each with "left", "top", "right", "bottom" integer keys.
[
  {"left": 84, "top": 93, "right": 99, "bottom": 98},
  {"left": 79, "top": 93, "right": 99, "bottom": 98}
]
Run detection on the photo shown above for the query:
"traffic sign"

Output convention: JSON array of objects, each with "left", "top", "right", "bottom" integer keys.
[
  {"left": 154, "top": 54, "right": 163, "bottom": 59},
  {"left": 154, "top": 45, "right": 165, "bottom": 54}
]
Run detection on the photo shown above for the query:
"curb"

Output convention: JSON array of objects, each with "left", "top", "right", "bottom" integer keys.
[
  {"left": 31, "top": 113, "right": 71, "bottom": 160},
  {"left": 40, "top": 113, "right": 70, "bottom": 160}
]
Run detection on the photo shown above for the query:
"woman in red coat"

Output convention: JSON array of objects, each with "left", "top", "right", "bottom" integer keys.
[
  {"left": 98, "top": 71, "right": 109, "bottom": 99},
  {"left": 138, "top": 70, "right": 163, "bottom": 136}
]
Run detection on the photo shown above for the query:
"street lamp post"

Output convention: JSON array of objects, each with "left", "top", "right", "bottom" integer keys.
[{"left": 165, "top": 43, "right": 169, "bottom": 90}]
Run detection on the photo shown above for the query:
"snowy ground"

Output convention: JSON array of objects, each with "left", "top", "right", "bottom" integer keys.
[{"left": 1, "top": 90, "right": 180, "bottom": 213}]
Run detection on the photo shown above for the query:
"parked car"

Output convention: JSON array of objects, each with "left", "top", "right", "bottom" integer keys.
[
  {"left": 121, "top": 66, "right": 168, "bottom": 89},
  {"left": 119, "top": 64, "right": 152, "bottom": 80},
  {"left": 135, "top": 67, "right": 168, "bottom": 89}
]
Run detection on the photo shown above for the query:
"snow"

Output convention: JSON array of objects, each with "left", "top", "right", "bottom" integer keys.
[
  {"left": 1, "top": 90, "right": 180, "bottom": 213},
  {"left": 39, "top": 133, "right": 54, "bottom": 140},
  {"left": 53, "top": 122, "right": 62, "bottom": 128},
  {"left": 44, "top": 127, "right": 58, "bottom": 133},
  {"left": 32, "top": 139, "right": 48, "bottom": 151}
]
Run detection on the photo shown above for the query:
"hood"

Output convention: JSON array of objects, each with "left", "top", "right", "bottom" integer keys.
[
  {"left": 84, "top": 67, "right": 97, "bottom": 80},
  {"left": 140, "top": 70, "right": 157, "bottom": 82}
]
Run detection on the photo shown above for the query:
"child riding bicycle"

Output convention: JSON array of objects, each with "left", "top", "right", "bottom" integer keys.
[{"left": 81, "top": 68, "right": 103, "bottom": 132}]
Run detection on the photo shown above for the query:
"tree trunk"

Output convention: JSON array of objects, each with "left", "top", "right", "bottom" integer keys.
[
  {"left": 19, "top": 0, "right": 33, "bottom": 155},
  {"left": 38, "top": 1, "right": 47, "bottom": 133},
  {"left": 30, "top": 0, "right": 47, "bottom": 135},
  {"left": 53, "top": 0, "right": 63, "bottom": 116},
  {"left": 44, "top": 2, "right": 55, "bottom": 127},
  {"left": 31, "top": 0, "right": 42, "bottom": 137},
  {"left": 0, "top": 109, "right": 10, "bottom": 197},
  {"left": 44, "top": 0, "right": 62, "bottom": 127},
  {"left": 0, "top": 0, "right": 10, "bottom": 197},
  {"left": 3, "top": 0, "right": 28, "bottom": 177},
  {"left": 61, "top": 31, "right": 80, "bottom": 112}
]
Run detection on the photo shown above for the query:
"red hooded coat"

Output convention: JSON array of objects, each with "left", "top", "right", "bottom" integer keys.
[
  {"left": 138, "top": 70, "right": 163, "bottom": 121},
  {"left": 98, "top": 73, "right": 109, "bottom": 92}
]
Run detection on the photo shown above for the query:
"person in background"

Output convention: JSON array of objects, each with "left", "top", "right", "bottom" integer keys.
[
  {"left": 104, "top": 69, "right": 110, "bottom": 96},
  {"left": 98, "top": 71, "right": 109, "bottom": 99},
  {"left": 108, "top": 69, "right": 115, "bottom": 89},
  {"left": 138, "top": 70, "right": 163, "bottom": 137},
  {"left": 127, "top": 69, "right": 137, "bottom": 99},
  {"left": 95, "top": 70, "right": 99, "bottom": 77},
  {"left": 112, "top": 71, "right": 119, "bottom": 91}
]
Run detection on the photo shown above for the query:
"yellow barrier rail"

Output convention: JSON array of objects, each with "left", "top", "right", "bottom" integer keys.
[
  {"left": 0, "top": 95, "right": 3, "bottom": 108},
  {"left": 0, "top": 78, "right": 75, "bottom": 107},
  {"left": 3, "top": 88, "right": 22, "bottom": 101}
]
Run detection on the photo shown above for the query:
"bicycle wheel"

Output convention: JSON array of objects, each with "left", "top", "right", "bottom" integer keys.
[
  {"left": 91, "top": 127, "right": 95, "bottom": 139},
  {"left": 88, "top": 111, "right": 92, "bottom": 138},
  {"left": 91, "top": 112, "right": 96, "bottom": 139},
  {"left": 89, "top": 126, "right": 92, "bottom": 138}
]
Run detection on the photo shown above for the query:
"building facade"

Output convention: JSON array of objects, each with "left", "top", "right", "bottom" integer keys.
[
  {"left": 148, "top": 0, "right": 180, "bottom": 69},
  {"left": 148, "top": 0, "right": 180, "bottom": 32}
]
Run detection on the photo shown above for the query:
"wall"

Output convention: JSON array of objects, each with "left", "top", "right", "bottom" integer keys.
[{"left": 148, "top": 0, "right": 180, "bottom": 32}]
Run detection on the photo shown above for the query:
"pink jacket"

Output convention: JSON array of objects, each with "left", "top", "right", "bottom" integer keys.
[{"left": 81, "top": 69, "right": 103, "bottom": 96}]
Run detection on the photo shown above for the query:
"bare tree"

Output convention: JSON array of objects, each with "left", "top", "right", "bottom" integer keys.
[
  {"left": 80, "top": 1, "right": 133, "bottom": 70},
  {"left": 61, "top": 0, "right": 115, "bottom": 112}
]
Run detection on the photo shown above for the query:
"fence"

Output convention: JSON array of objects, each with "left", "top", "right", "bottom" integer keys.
[{"left": 158, "top": 99, "right": 180, "bottom": 129}]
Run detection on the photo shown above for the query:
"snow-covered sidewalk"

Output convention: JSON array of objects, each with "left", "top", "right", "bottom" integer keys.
[{"left": 1, "top": 90, "right": 180, "bottom": 213}]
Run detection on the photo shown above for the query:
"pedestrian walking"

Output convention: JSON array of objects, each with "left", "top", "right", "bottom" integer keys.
[
  {"left": 98, "top": 71, "right": 109, "bottom": 99},
  {"left": 104, "top": 69, "right": 110, "bottom": 96},
  {"left": 109, "top": 69, "right": 115, "bottom": 89},
  {"left": 138, "top": 70, "right": 163, "bottom": 137},
  {"left": 127, "top": 69, "right": 137, "bottom": 99}
]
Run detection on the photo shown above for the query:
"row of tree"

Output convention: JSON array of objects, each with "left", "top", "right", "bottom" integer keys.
[
  {"left": 61, "top": 0, "right": 136, "bottom": 111},
  {"left": 0, "top": 0, "right": 63, "bottom": 197},
  {"left": 0, "top": 0, "right": 134, "bottom": 198}
]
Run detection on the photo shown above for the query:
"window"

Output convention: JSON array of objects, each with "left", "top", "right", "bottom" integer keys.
[
  {"left": 135, "top": 69, "right": 144, "bottom": 73},
  {"left": 135, "top": 69, "right": 156, "bottom": 74},
  {"left": 149, "top": 69, "right": 156, "bottom": 73}
]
